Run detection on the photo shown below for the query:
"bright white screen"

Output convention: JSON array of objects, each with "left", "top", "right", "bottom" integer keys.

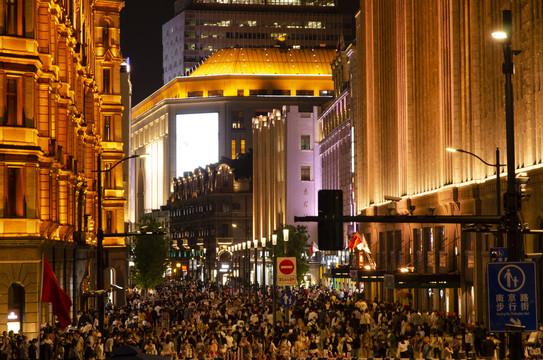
[{"left": 176, "top": 113, "right": 219, "bottom": 177}]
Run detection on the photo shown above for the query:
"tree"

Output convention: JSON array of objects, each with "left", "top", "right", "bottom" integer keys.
[
  {"left": 268, "top": 224, "right": 310, "bottom": 285},
  {"left": 132, "top": 215, "right": 169, "bottom": 290}
]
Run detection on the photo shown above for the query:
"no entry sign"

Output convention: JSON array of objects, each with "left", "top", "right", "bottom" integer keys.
[{"left": 277, "top": 257, "right": 297, "bottom": 286}]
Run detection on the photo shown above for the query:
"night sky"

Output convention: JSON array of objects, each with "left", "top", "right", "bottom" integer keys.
[{"left": 120, "top": 0, "right": 176, "bottom": 105}]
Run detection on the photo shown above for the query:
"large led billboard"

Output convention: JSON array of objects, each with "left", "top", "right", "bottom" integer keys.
[{"left": 176, "top": 113, "right": 219, "bottom": 177}]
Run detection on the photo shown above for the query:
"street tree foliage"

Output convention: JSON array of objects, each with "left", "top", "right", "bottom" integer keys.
[
  {"left": 132, "top": 215, "right": 169, "bottom": 290},
  {"left": 269, "top": 224, "right": 310, "bottom": 284}
]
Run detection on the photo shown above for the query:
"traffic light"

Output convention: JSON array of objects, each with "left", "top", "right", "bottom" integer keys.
[{"left": 318, "top": 190, "right": 343, "bottom": 250}]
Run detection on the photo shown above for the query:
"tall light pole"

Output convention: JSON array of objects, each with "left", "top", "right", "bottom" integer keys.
[
  {"left": 261, "top": 237, "right": 266, "bottom": 289},
  {"left": 272, "top": 233, "right": 277, "bottom": 326},
  {"left": 248, "top": 240, "right": 252, "bottom": 297},
  {"left": 261, "top": 236, "right": 267, "bottom": 311},
  {"left": 493, "top": 10, "right": 523, "bottom": 360},
  {"left": 446, "top": 147, "right": 504, "bottom": 217},
  {"left": 96, "top": 153, "right": 145, "bottom": 333},
  {"left": 283, "top": 227, "right": 289, "bottom": 324},
  {"left": 253, "top": 238, "right": 258, "bottom": 301}
]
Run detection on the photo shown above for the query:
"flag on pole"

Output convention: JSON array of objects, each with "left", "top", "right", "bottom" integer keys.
[
  {"left": 348, "top": 232, "right": 362, "bottom": 250},
  {"left": 41, "top": 255, "right": 72, "bottom": 329},
  {"left": 309, "top": 241, "right": 319, "bottom": 256}
]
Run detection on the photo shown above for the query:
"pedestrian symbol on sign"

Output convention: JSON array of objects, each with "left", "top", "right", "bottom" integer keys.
[{"left": 498, "top": 264, "right": 525, "bottom": 292}]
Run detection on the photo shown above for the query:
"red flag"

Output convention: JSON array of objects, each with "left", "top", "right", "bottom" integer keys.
[
  {"left": 41, "top": 256, "right": 72, "bottom": 329},
  {"left": 309, "top": 241, "right": 314, "bottom": 256},
  {"left": 348, "top": 232, "right": 362, "bottom": 250}
]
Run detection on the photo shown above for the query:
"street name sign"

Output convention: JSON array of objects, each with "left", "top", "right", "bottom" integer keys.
[{"left": 487, "top": 261, "right": 537, "bottom": 332}]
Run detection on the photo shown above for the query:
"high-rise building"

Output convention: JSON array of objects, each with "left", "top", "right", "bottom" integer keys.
[
  {"left": 130, "top": 47, "right": 335, "bottom": 225},
  {"left": 162, "top": 0, "right": 356, "bottom": 83},
  {"left": 0, "top": 0, "right": 126, "bottom": 336}
]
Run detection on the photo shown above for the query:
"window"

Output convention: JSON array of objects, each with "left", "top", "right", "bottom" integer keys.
[
  {"left": 240, "top": 140, "right": 245, "bottom": 154},
  {"left": 6, "top": 77, "right": 21, "bottom": 126},
  {"left": 104, "top": 116, "right": 111, "bottom": 141},
  {"left": 301, "top": 135, "right": 310, "bottom": 150},
  {"left": 6, "top": 0, "right": 19, "bottom": 36},
  {"left": 231, "top": 140, "right": 236, "bottom": 159},
  {"left": 296, "top": 90, "right": 314, "bottom": 96},
  {"left": 106, "top": 211, "right": 113, "bottom": 234},
  {"left": 208, "top": 90, "right": 223, "bottom": 97},
  {"left": 237, "top": 89, "right": 244, "bottom": 96},
  {"left": 187, "top": 91, "right": 203, "bottom": 98},
  {"left": 249, "top": 89, "right": 267, "bottom": 95},
  {"left": 102, "top": 20, "right": 110, "bottom": 48},
  {"left": 103, "top": 68, "right": 111, "bottom": 94},
  {"left": 272, "top": 89, "right": 291, "bottom": 95},
  {"left": 6, "top": 167, "right": 24, "bottom": 217},
  {"left": 301, "top": 166, "right": 311, "bottom": 181},
  {"left": 232, "top": 111, "right": 244, "bottom": 129}
]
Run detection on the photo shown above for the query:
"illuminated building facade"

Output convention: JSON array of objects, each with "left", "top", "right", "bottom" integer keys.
[
  {"left": 0, "top": 0, "right": 125, "bottom": 336},
  {"left": 252, "top": 105, "right": 322, "bottom": 285},
  {"left": 168, "top": 155, "right": 252, "bottom": 284},
  {"left": 130, "top": 48, "right": 335, "bottom": 224},
  {"left": 316, "top": 45, "right": 355, "bottom": 287},
  {"left": 352, "top": 0, "right": 543, "bottom": 323},
  {"left": 163, "top": 0, "right": 354, "bottom": 82}
]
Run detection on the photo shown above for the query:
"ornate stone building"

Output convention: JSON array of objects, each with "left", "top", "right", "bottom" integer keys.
[
  {"left": 0, "top": 0, "right": 125, "bottom": 336},
  {"left": 168, "top": 155, "right": 252, "bottom": 285},
  {"left": 352, "top": 0, "right": 543, "bottom": 324}
]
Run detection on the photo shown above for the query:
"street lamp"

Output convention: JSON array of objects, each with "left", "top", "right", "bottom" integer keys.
[
  {"left": 261, "top": 237, "right": 266, "bottom": 289},
  {"left": 253, "top": 238, "right": 258, "bottom": 301},
  {"left": 493, "top": 10, "right": 523, "bottom": 360},
  {"left": 282, "top": 227, "right": 290, "bottom": 324},
  {"left": 271, "top": 233, "right": 278, "bottom": 325},
  {"left": 241, "top": 241, "right": 246, "bottom": 296},
  {"left": 96, "top": 153, "right": 146, "bottom": 333},
  {"left": 246, "top": 240, "right": 252, "bottom": 300},
  {"left": 446, "top": 147, "right": 504, "bottom": 217}
]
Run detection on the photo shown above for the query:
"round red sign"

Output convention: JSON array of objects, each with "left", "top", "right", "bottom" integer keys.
[{"left": 279, "top": 259, "right": 295, "bottom": 275}]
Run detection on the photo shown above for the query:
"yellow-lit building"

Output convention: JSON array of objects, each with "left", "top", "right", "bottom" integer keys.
[
  {"left": 0, "top": 0, "right": 125, "bottom": 336},
  {"left": 352, "top": 0, "right": 543, "bottom": 324},
  {"left": 130, "top": 48, "right": 335, "bottom": 224}
]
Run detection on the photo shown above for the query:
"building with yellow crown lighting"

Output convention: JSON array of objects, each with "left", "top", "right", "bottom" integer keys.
[
  {"left": 130, "top": 47, "right": 335, "bottom": 225},
  {"left": 163, "top": 0, "right": 355, "bottom": 82},
  {"left": 0, "top": 0, "right": 126, "bottom": 336}
]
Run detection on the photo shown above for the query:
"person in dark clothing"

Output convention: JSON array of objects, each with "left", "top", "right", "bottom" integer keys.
[
  {"left": 28, "top": 340, "right": 37, "bottom": 360},
  {"left": 473, "top": 322, "right": 485, "bottom": 357},
  {"left": 480, "top": 333, "right": 496, "bottom": 360}
]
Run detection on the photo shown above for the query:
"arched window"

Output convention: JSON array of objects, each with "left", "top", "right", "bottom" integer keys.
[
  {"left": 8, "top": 283, "right": 24, "bottom": 333},
  {"left": 101, "top": 19, "right": 110, "bottom": 48}
]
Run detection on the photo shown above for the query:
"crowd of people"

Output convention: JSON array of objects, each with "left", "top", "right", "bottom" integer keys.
[{"left": 3, "top": 279, "right": 543, "bottom": 360}]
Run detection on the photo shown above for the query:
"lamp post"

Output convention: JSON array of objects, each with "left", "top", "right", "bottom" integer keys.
[
  {"left": 261, "top": 236, "right": 267, "bottom": 311},
  {"left": 446, "top": 147, "right": 504, "bottom": 217},
  {"left": 283, "top": 227, "right": 289, "bottom": 324},
  {"left": 272, "top": 233, "right": 278, "bottom": 326},
  {"left": 493, "top": 10, "right": 523, "bottom": 360},
  {"left": 253, "top": 238, "right": 258, "bottom": 302},
  {"left": 96, "top": 153, "right": 145, "bottom": 333},
  {"left": 261, "top": 237, "right": 266, "bottom": 289},
  {"left": 245, "top": 240, "right": 251, "bottom": 300}
]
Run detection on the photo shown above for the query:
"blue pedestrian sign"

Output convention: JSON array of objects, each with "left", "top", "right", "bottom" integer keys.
[
  {"left": 280, "top": 291, "right": 296, "bottom": 307},
  {"left": 487, "top": 262, "right": 537, "bottom": 332}
]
